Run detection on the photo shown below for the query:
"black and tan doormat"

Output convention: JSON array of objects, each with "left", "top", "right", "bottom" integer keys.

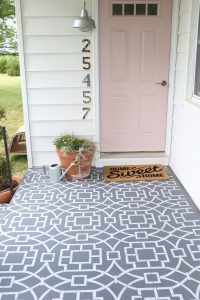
[{"left": 104, "top": 164, "right": 170, "bottom": 182}]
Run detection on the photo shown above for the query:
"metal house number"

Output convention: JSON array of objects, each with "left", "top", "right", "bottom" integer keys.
[{"left": 82, "top": 39, "right": 91, "bottom": 119}]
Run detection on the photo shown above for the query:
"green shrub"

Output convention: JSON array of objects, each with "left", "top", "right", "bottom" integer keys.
[
  {"left": 0, "top": 156, "right": 9, "bottom": 188},
  {"left": 0, "top": 56, "right": 8, "bottom": 73},
  {"left": 0, "top": 106, "right": 7, "bottom": 142},
  {"left": 0, "top": 106, "right": 6, "bottom": 123},
  {"left": 6, "top": 56, "right": 20, "bottom": 76},
  {"left": 53, "top": 134, "right": 96, "bottom": 153}
]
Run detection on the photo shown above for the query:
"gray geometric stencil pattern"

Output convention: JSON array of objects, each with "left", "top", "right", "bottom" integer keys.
[{"left": 0, "top": 167, "right": 200, "bottom": 300}]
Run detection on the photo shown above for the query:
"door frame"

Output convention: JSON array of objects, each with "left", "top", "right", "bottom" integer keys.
[{"left": 92, "top": 0, "right": 180, "bottom": 165}]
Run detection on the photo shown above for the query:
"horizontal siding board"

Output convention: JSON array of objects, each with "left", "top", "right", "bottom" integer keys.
[
  {"left": 32, "top": 151, "right": 95, "bottom": 167},
  {"left": 24, "top": 36, "right": 90, "bottom": 54},
  {"left": 32, "top": 137, "right": 56, "bottom": 152},
  {"left": 29, "top": 105, "right": 93, "bottom": 121},
  {"left": 179, "top": 0, "right": 190, "bottom": 15},
  {"left": 25, "top": 53, "right": 86, "bottom": 71},
  {"left": 32, "top": 152, "right": 59, "bottom": 166},
  {"left": 175, "top": 53, "right": 187, "bottom": 71},
  {"left": 23, "top": 17, "right": 90, "bottom": 36},
  {"left": 31, "top": 136, "right": 93, "bottom": 152},
  {"left": 28, "top": 88, "right": 91, "bottom": 105},
  {"left": 21, "top": 0, "right": 92, "bottom": 17},
  {"left": 177, "top": 33, "right": 189, "bottom": 53},
  {"left": 26, "top": 71, "right": 92, "bottom": 88},
  {"left": 30, "top": 121, "right": 93, "bottom": 136},
  {"left": 174, "top": 70, "right": 186, "bottom": 102},
  {"left": 178, "top": 13, "right": 190, "bottom": 34}
]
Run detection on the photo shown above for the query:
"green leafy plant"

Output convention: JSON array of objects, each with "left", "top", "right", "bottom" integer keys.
[
  {"left": 0, "top": 106, "right": 11, "bottom": 191},
  {"left": 0, "top": 0, "right": 17, "bottom": 55},
  {"left": 0, "top": 155, "right": 10, "bottom": 190},
  {"left": 0, "top": 55, "right": 7, "bottom": 73},
  {"left": 53, "top": 134, "right": 96, "bottom": 153},
  {"left": 6, "top": 56, "right": 20, "bottom": 76},
  {"left": 0, "top": 106, "right": 7, "bottom": 143}
]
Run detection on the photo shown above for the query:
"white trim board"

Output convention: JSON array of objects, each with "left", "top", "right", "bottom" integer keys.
[
  {"left": 94, "top": 0, "right": 179, "bottom": 165},
  {"left": 95, "top": 156, "right": 169, "bottom": 168},
  {"left": 185, "top": 0, "right": 200, "bottom": 103},
  {"left": 15, "top": 0, "right": 33, "bottom": 167},
  {"left": 166, "top": 0, "right": 180, "bottom": 157},
  {"left": 93, "top": 0, "right": 100, "bottom": 162}
]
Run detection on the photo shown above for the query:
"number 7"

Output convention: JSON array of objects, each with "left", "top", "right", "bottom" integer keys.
[{"left": 83, "top": 107, "right": 91, "bottom": 119}]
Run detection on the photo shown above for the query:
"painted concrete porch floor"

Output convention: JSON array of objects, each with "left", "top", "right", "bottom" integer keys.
[{"left": 0, "top": 168, "right": 200, "bottom": 300}]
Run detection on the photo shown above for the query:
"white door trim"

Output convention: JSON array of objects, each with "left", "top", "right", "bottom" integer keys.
[
  {"left": 92, "top": 0, "right": 100, "bottom": 160},
  {"left": 93, "top": 0, "right": 180, "bottom": 166},
  {"left": 15, "top": 0, "right": 33, "bottom": 168},
  {"left": 165, "top": 0, "right": 180, "bottom": 156}
]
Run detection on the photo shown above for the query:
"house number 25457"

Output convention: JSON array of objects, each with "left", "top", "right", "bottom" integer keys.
[{"left": 82, "top": 39, "right": 91, "bottom": 119}]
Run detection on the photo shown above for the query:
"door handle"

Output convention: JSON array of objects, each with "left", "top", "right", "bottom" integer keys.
[{"left": 156, "top": 80, "right": 167, "bottom": 86}]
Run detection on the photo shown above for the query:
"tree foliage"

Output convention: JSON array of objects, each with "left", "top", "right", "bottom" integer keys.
[
  {"left": 0, "top": 0, "right": 18, "bottom": 54},
  {"left": 0, "top": 0, "right": 15, "bottom": 20}
]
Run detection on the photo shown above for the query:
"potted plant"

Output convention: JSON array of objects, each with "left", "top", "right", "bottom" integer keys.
[
  {"left": 0, "top": 106, "right": 20, "bottom": 203},
  {"left": 53, "top": 134, "right": 95, "bottom": 179}
]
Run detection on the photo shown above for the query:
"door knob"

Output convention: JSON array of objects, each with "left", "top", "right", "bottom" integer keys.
[{"left": 156, "top": 80, "right": 167, "bottom": 86}]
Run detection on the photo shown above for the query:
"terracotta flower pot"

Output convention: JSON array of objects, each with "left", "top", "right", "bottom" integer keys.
[
  {"left": 56, "top": 148, "right": 94, "bottom": 179},
  {"left": 0, "top": 176, "right": 20, "bottom": 204}
]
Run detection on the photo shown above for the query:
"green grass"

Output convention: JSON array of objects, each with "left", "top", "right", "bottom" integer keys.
[{"left": 0, "top": 74, "right": 27, "bottom": 179}]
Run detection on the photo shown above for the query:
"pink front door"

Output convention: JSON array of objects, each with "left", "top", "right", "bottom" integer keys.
[{"left": 99, "top": 0, "right": 172, "bottom": 152}]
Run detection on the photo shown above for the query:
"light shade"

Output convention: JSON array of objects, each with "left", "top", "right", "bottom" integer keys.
[{"left": 73, "top": 1, "right": 96, "bottom": 32}]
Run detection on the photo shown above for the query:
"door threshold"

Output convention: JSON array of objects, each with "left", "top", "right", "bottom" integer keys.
[
  {"left": 101, "top": 152, "right": 166, "bottom": 159},
  {"left": 95, "top": 152, "right": 169, "bottom": 167}
]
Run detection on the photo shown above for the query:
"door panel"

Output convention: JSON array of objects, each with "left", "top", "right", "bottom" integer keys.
[
  {"left": 139, "top": 96, "right": 154, "bottom": 133},
  {"left": 141, "top": 30, "right": 156, "bottom": 81},
  {"left": 113, "top": 96, "right": 129, "bottom": 133},
  {"left": 111, "top": 30, "right": 128, "bottom": 81},
  {"left": 99, "top": 0, "right": 173, "bottom": 152}
]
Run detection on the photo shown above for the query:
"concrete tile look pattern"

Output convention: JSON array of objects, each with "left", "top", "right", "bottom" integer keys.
[{"left": 0, "top": 168, "right": 200, "bottom": 300}]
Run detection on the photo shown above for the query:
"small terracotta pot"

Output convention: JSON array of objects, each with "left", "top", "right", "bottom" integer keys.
[
  {"left": 0, "top": 176, "right": 20, "bottom": 204},
  {"left": 56, "top": 148, "right": 94, "bottom": 179}
]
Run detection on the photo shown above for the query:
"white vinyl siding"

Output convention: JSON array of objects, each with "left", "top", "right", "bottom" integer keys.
[
  {"left": 170, "top": 0, "right": 200, "bottom": 208},
  {"left": 19, "top": 0, "right": 94, "bottom": 166},
  {"left": 26, "top": 71, "right": 92, "bottom": 88},
  {"left": 30, "top": 121, "right": 93, "bottom": 137},
  {"left": 194, "top": 11, "right": 200, "bottom": 98},
  {"left": 21, "top": 0, "right": 91, "bottom": 17},
  {"left": 24, "top": 36, "right": 89, "bottom": 54},
  {"left": 28, "top": 88, "right": 90, "bottom": 105},
  {"left": 25, "top": 54, "right": 86, "bottom": 71},
  {"left": 23, "top": 17, "right": 89, "bottom": 36},
  {"left": 29, "top": 105, "right": 93, "bottom": 121}
]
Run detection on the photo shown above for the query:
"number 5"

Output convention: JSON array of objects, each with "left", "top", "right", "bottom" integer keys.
[
  {"left": 83, "top": 57, "right": 91, "bottom": 70},
  {"left": 83, "top": 91, "right": 91, "bottom": 104}
]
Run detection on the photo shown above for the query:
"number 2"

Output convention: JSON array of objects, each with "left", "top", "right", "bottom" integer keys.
[
  {"left": 82, "top": 39, "right": 91, "bottom": 53},
  {"left": 82, "top": 39, "right": 91, "bottom": 120}
]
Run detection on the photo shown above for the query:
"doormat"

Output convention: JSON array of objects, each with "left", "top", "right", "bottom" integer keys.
[{"left": 104, "top": 164, "right": 170, "bottom": 182}]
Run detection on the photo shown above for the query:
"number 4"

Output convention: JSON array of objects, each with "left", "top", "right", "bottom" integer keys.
[{"left": 82, "top": 74, "right": 91, "bottom": 87}]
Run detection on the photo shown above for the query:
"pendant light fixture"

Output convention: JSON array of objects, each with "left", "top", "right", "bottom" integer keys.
[{"left": 73, "top": 1, "right": 96, "bottom": 32}]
